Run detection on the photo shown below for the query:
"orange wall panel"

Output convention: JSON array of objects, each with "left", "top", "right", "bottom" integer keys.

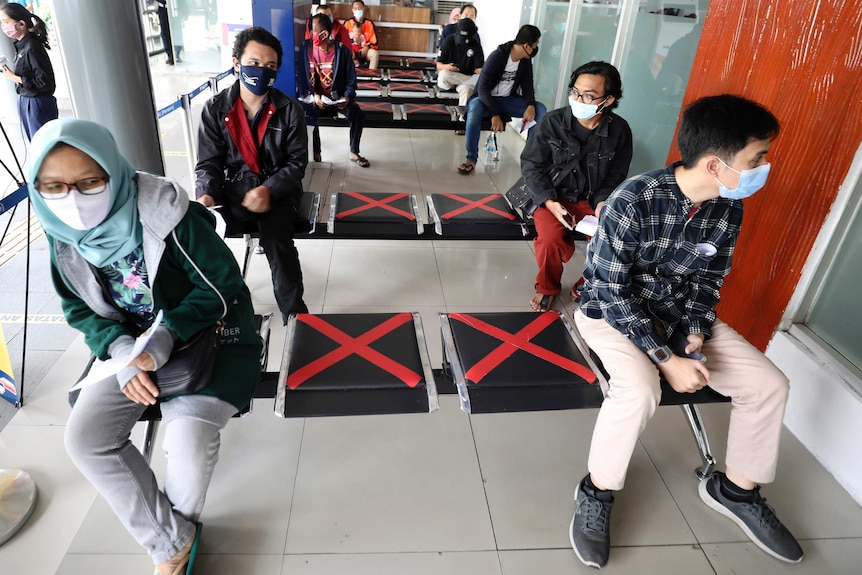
[{"left": 669, "top": 0, "right": 862, "bottom": 349}]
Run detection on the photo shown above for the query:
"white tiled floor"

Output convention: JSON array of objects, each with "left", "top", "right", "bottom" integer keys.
[{"left": 2, "top": 127, "right": 861, "bottom": 575}]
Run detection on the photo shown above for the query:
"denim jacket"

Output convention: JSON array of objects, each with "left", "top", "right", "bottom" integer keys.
[{"left": 520, "top": 107, "right": 633, "bottom": 210}]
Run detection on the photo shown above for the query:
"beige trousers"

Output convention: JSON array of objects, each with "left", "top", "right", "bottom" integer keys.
[
  {"left": 574, "top": 310, "right": 789, "bottom": 491},
  {"left": 360, "top": 46, "right": 379, "bottom": 70},
  {"left": 437, "top": 68, "right": 476, "bottom": 106}
]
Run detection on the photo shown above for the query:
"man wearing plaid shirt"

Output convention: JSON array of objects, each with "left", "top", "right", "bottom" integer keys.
[{"left": 570, "top": 95, "right": 804, "bottom": 568}]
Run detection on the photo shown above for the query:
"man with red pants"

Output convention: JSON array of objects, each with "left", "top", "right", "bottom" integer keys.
[{"left": 520, "top": 61, "right": 632, "bottom": 311}]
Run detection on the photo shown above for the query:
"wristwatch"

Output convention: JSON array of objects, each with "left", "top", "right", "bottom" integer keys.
[{"left": 647, "top": 345, "right": 673, "bottom": 365}]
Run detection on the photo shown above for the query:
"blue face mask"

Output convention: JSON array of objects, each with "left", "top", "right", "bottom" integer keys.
[
  {"left": 715, "top": 159, "right": 771, "bottom": 200},
  {"left": 239, "top": 65, "right": 277, "bottom": 96}
]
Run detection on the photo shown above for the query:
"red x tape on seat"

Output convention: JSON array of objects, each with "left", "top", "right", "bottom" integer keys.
[
  {"left": 276, "top": 313, "right": 438, "bottom": 417},
  {"left": 328, "top": 191, "right": 424, "bottom": 237},
  {"left": 440, "top": 311, "right": 603, "bottom": 414},
  {"left": 427, "top": 193, "right": 532, "bottom": 238}
]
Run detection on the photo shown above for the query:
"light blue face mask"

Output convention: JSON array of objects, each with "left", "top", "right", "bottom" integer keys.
[{"left": 715, "top": 159, "right": 771, "bottom": 200}]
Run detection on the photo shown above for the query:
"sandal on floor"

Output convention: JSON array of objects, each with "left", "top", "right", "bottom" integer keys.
[
  {"left": 350, "top": 155, "right": 370, "bottom": 168},
  {"left": 457, "top": 162, "right": 475, "bottom": 175},
  {"left": 454, "top": 129, "right": 466, "bottom": 135},
  {"left": 313, "top": 153, "right": 322, "bottom": 162},
  {"left": 530, "top": 293, "right": 555, "bottom": 312}
]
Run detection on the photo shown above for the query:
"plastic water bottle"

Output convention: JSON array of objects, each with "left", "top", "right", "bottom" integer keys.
[{"left": 484, "top": 133, "right": 498, "bottom": 165}]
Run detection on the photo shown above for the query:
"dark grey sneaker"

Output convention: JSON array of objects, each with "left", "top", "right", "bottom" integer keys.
[
  {"left": 699, "top": 472, "right": 803, "bottom": 563},
  {"left": 569, "top": 475, "right": 614, "bottom": 569}
]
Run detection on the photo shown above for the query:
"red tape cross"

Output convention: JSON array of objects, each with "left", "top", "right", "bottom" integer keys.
[
  {"left": 449, "top": 313, "right": 596, "bottom": 384},
  {"left": 337, "top": 192, "right": 415, "bottom": 220},
  {"left": 439, "top": 193, "right": 516, "bottom": 221},
  {"left": 287, "top": 314, "right": 422, "bottom": 390},
  {"left": 404, "top": 103, "right": 448, "bottom": 115}
]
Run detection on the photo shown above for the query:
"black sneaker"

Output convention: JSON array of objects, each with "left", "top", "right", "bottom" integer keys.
[
  {"left": 699, "top": 472, "right": 803, "bottom": 563},
  {"left": 569, "top": 475, "right": 614, "bottom": 569}
]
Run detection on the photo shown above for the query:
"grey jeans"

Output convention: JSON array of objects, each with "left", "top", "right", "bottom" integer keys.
[{"left": 65, "top": 377, "right": 237, "bottom": 564}]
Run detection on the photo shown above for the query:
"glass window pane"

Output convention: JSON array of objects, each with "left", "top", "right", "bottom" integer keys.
[
  {"left": 618, "top": 1, "right": 705, "bottom": 175},
  {"left": 804, "top": 182, "right": 862, "bottom": 371}
]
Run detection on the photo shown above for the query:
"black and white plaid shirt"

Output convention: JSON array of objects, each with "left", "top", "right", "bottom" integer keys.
[{"left": 579, "top": 162, "right": 744, "bottom": 352}]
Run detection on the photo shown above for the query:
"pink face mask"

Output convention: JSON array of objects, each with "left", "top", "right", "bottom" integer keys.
[{"left": 2, "top": 22, "right": 19, "bottom": 39}]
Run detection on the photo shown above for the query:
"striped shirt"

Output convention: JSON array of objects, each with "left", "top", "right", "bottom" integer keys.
[{"left": 579, "top": 162, "right": 743, "bottom": 352}]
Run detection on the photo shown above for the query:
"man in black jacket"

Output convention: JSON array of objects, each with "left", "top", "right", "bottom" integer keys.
[
  {"left": 458, "top": 25, "right": 546, "bottom": 174},
  {"left": 195, "top": 27, "right": 309, "bottom": 323},
  {"left": 298, "top": 13, "right": 369, "bottom": 167},
  {"left": 521, "top": 61, "right": 632, "bottom": 312}
]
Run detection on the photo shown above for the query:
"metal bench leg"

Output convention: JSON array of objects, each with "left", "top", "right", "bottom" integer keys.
[
  {"left": 140, "top": 420, "right": 160, "bottom": 465},
  {"left": 241, "top": 233, "right": 255, "bottom": 279},
  {"left": 680, "top": 403, "right": 717, "bottom": 480}
]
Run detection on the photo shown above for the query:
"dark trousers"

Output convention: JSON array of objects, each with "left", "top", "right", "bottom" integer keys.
[
  {"left": 18, "top": 95, "right": 58, "bottom": 140},
  {"left": 221, "top": 199, "right": 308, "bottom": 324},
  {"left": 157, "top": 5, "right": 174, "bottom": 62},
  {"left": 306, "top": 101, "right": 364, "bottom": 155}
]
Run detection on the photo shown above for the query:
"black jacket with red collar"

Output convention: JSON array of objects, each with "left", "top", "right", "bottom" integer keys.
[{"left": 195, "top": 80, "right": 308, "bottom": 205}]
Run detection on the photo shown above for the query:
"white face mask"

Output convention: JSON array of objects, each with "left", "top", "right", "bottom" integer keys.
[
  {"left": 43, "top": 186, "right": 112, "bottom": 230},
  {"left": 569, "top": 96, "right": 606, "bottom": 121},
  {"left": 353, "top": 9, "right": 364, "bottom": 19}
]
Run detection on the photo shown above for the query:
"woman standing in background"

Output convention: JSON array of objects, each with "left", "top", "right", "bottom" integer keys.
[{"left": 1, "top": 2, "right": 57, "bottom": 140}]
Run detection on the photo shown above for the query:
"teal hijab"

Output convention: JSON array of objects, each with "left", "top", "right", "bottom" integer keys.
[{"left": 27, "top": 118, "right": 143, "bottom": 267}]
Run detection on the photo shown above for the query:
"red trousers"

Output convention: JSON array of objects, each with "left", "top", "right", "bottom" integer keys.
[{"left": 533, "top": 199, "right": 594, "bottom": 295}]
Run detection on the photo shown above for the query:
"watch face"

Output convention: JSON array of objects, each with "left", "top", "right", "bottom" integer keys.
[{"left": 651, "top": 346, "right": 671, "bottom": 363}]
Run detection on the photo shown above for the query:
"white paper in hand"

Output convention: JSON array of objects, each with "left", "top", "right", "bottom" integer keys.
[
  {"left": 70, "top": 310, "right": 164, "bottom": 391},
  {"left": 511, "top": 118, "right": 537, "bottom": 133},
  {"left": 574, "top": 214, "right": 599, "bottom": 237}
]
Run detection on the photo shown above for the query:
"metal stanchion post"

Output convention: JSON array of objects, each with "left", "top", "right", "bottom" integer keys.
[{"left": 179, "top": 93, "right": 197, "bottom": 184}]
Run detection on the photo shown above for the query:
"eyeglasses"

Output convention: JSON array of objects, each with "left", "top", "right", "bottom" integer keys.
[
  {"left": 571, "top": 89, "right": 607, "bottom": 104},
  {"left": 35, "top": 177, "right": 110, "bottom": 199}
]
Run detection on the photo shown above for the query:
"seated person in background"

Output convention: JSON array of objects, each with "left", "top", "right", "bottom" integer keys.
[
  {"left": 437, "top": 17, "right": 484, "bottom": 127},
  {"left": 29, "top": 118, "right": 261, "bottom": 575},
  {"left": 521, "top": 61, "right": 632, "bottom": 312},
  {"left": 458, "top": 24, "right": 546, "bottom": 175},
  {"left": 439, "top": 4, "right": 480, "bottom": 48},
  {"left": 195, "top": 26, "right": 309, "bottom": 323},
  {"left": 344, "top": 0, "right": 379, "bottom": 70},
  {"left": 298, "top": 13, "right": 370, "bottom": 168},
  {"left": 571, "top": 94, "right": 803, "bottom": 569},
  {"left": 305, "top": 3, "right": 351, "bottom": 47}
]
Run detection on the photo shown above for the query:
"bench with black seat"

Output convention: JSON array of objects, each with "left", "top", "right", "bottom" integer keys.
[
  {"left": 327, "top": 191, "right": 424, "bottom": 237},
  {"left": 275, "top": 312, "right": 438, "bottom": 417},
  {"left": 427, "top": 192, "right": 533, "bottom": 238},
  {"left": 438, "top": 311, "right": 729, "bottom": 479}
]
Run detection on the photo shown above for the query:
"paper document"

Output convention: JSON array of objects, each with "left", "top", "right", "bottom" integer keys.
[
  {"left": 574, "top": 214, "right": 598, "bottom": 237},
  {"left": 71, "top": 310, "right": 164, "bottom": 391},
  {"left": 511, "top": 118, "right": 537, "bottom": 133},
  {"left": 321, "top": 95, "right": 347, "bottom": 106}
]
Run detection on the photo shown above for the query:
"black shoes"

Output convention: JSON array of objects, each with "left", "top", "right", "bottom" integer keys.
[
  {"left": 570, "top": 475, "right": 614, "bottom": 569},
  {"left": 699, "top": 472, "right": 804, "bottom": 563}
]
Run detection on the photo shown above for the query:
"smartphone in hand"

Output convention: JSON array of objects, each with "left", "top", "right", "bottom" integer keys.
[
  {"left": 561, "top": 212, "right": 575, "bottom": 230},
  {"left": 668, "top": 330, "right": 706, "bottom": 363}
]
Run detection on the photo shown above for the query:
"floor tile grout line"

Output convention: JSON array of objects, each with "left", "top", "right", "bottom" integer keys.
[{"left": 280, "top": 417, "right": 308, "bottom": 557}]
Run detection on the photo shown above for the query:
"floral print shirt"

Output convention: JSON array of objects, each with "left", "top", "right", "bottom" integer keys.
[{"left": 98, "top": 244, "right": 154, "bottom": 331}]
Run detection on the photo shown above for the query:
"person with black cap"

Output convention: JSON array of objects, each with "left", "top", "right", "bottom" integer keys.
[{"left": 437, "top": 17, "right": 484, "bottom": 107}]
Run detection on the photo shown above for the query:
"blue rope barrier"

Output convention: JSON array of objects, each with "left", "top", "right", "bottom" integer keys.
[
  {"left": 216, "top": 68, "right": 233, "bottom": 81},
  {"left": 0, "top": 185, "right": 28, "bottom": 217},
  {"left": 157, "top": 99, "right": 183, "bottom": 119}
]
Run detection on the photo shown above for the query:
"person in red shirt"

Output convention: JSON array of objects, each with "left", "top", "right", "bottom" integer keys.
[
  {"left": 304, "top": 3, "right": 351, "bottom": 48},
  {"left": 343, "top": 0, "right": 379, "bottom": 70}
]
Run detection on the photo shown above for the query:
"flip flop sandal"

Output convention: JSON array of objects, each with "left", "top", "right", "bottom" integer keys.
[
  {"left": 457, "top": 162, "right": 475, "bottom": 174},
  {"left": 530, "top": 293, "right": 555, "bottom": 312},
  {"left": 569, "top": 277, "right": 585, "bottom": 302},
  {"left": 350, "top": 155, "right": 370, "bottom": 168}
]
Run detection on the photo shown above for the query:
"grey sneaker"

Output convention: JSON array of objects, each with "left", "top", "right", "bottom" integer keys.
[
  {"left": 699, "top": 472, "right": 803, "bottom": 563},
  {"left": 569, "top": 475, "right": 614, "bottom": 569}
]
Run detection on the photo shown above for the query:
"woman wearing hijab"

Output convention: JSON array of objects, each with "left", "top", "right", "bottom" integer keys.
[
  {"left": 1, "top": 2, "right": 58, "bottom": 140},
  {"left": 28, "top": 119, "right": 261, "bottom": 575}
]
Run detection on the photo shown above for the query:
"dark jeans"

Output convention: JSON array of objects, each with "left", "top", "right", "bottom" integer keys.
[
  {"left": 18, "top": 95, "right": 58, "bottom": 140},
  {"left": 305, "top": 101, "right": 364, "bottom": 155},
  {"left": 221, "top": 198, "right": 308, "bottom": 323}
]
